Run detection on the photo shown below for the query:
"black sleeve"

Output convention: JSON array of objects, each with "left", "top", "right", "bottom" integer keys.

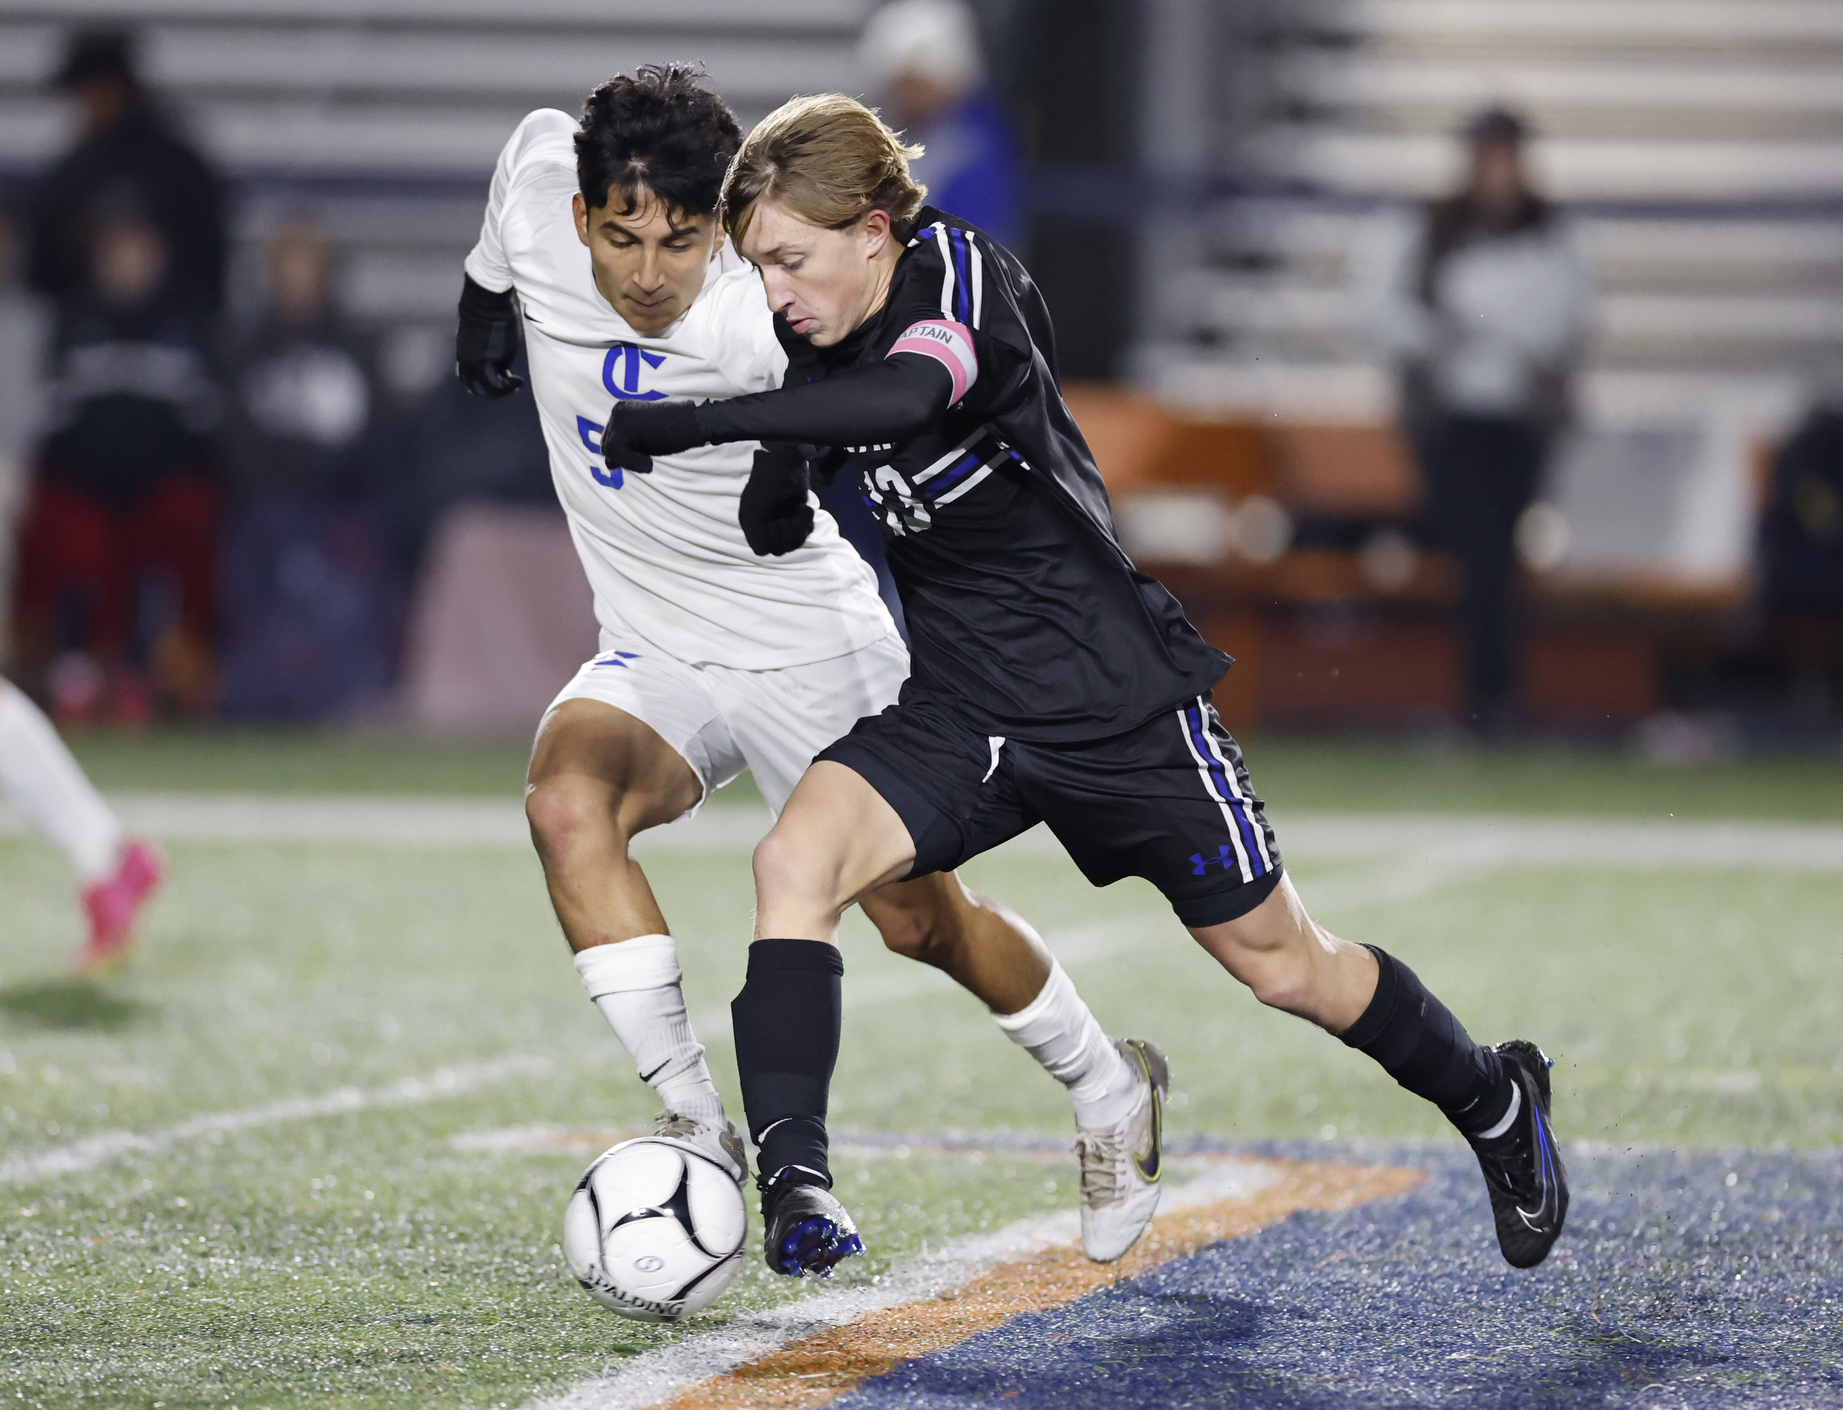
[
  {"left": 695, "top": 222, "right": 1041, "bottom": 448},
  {"left": 694, "top": 353, "right": 954, "bottom": 447},
  {"left": 896, "top": 221, "right": 1037, "bottom": 417},
  {"left": 25, "top": 162, "right": 84, "bottom": 299}
]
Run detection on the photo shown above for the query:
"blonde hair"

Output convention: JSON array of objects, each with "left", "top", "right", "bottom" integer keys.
[{"left": 722, "top": 94, "right": 927, "bottom": 249}]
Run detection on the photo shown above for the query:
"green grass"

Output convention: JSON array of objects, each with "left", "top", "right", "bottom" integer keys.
[
  {"left": 58, "top": 726, "right": 1843, "bottom": 819},
  {"left": 62, "top": 728, "right": 538, "bottom": 799},
  {"left": 4, "top": 732, "right": 1843, "bottom": 1407},
  {"left": 1247, "top": 735, "right": 1843, "bottom": 820}
]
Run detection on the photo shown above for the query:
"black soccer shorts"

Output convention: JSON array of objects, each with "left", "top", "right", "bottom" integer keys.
[{"left": 816, "top": 692, "right": 1283, "bottom": 928}]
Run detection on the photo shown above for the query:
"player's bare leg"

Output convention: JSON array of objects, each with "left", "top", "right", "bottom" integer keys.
[
  {"left": 1186, "top": 875, "right": 1379, "bottom": 1033},
  {"left": 751, "top": 761, "right": 915, "bottom": 939},
  {"left": 859, "top": 872, "right": 1048, "bottom": 1014},
  {"left": 1191, "top": 875, "right": 1567, "bottom": 1267},
  {"left": 743, "top": 761, "right": 1158, "bottom": 1267},
  {"left": 526, "top": 698, "right": 741, "bottom": 1170},
  {"left": 755, "top": 771, "right": 1136, "bottom": 1121},
  {"left": 526, "top": 698, "right": 701, "bottom": 952},
  {"left": 529, "top": 716, "right": 1141, "bottom": 1218}
]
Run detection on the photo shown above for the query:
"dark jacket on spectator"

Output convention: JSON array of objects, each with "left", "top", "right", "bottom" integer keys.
[
  {"left": 37, "top": 289, "right": 219, "bottom": 511},
  {"left": 26, "top": 98, "right": 225, "bottom": 324},
  {"left": 222, "top": 313, "right": 380, "bottom": 504}
]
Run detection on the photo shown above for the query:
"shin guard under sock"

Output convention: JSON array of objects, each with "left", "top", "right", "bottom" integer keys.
[
  {"left": 730, "top": 939, "right": 843, "bottom": 1186},
  {"left": 1340, "top": 945, "right": 1512, "bottom": 1137},
  {"left": 573, "top": 936, "right": 724, "bottom": 1124},
  {"left": 992, "top": 961, "right": 1139, "bottom": 1128}
]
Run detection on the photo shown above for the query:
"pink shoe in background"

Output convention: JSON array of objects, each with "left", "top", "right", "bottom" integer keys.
[{"left": 74, "top": 839, "right": 165, "bottom": 975}]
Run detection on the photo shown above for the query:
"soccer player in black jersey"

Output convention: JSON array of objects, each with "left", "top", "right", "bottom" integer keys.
[{"left": 602, "top": 94, "right": 1569, "bottom": 1277}]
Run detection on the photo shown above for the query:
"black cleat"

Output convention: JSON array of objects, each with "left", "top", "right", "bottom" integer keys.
[
  {"left": 1469, "top": 1039, "right": 1569, "bottom": 1269},
  {"left": 758, "top": 1168, "right": 864, "bottom": 1278}
]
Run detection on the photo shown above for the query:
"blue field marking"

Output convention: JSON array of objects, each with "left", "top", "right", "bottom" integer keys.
[{"left": 831, "top": 1144, "right": 1843, "bottom": 1409}]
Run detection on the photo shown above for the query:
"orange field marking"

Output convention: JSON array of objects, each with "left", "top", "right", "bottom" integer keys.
[{"left": 656, "top": 1158, "right": 1425, "bottom": 1410}]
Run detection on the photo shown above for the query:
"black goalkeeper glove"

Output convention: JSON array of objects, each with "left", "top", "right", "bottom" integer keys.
[
  {"left": 740, "top": 442, "right": 814, "bottom": 556},
  {"left": 602, "top": 399, "right": 704, "bottom": 476},
  {"left": 455, "top": 274, "right": 524, "bottom": 399}
]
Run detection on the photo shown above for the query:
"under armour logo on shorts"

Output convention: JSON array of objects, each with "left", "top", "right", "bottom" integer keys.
[{"left": 1190, "top": 845, "right": 1237, "bottom": 876}]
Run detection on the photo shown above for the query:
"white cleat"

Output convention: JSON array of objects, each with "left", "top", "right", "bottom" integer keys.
[
  {"left": 1071, "top": 1038, "right": 1170, "bottom": 1263},
  {"left": 653, "top": 1111, "right": 748, "bottom": 1186}
]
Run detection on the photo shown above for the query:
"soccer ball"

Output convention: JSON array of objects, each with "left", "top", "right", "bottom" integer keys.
[{"left": 562, "top": 1137, "right": 748, "bottom": 1322}]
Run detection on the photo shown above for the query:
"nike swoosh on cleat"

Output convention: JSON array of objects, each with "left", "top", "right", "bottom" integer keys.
[
  {"left": 1513, "top": 1079, "right": 1559, "bottom": 1228},
  {"left": 1131, "top": 1052, "right": 1163, "bottom": 1183}
]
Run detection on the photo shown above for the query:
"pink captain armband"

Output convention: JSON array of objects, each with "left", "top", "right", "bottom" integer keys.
[{"left": 887, "top": 319, "right": 979, "bottom": 405}]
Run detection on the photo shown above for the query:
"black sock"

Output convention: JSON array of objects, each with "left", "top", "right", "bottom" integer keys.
[
  {"left": 730, "top": 938, "right": 843, "bottom": 1187},
  {"left": 1340, "top": 945, "right": 1512, "bottom": 1138}
]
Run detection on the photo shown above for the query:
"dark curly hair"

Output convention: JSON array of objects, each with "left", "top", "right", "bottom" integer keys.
[{"left": 574, "top": 64, "right": 742, "bottom": 218}]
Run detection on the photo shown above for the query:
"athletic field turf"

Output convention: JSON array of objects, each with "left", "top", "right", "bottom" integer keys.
[{"left": 3, "top": 731, "right": 1840, "bottom": 1408}]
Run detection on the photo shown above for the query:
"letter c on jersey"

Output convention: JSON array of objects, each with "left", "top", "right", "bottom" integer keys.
[
  {"left": 603, "top": 344, "right": 668, "bottom": 401},
  {"left": 578, "top": 416, "right": 622, "bottom": 488}
]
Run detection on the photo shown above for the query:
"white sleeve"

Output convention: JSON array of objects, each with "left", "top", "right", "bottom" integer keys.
[
  {"left": 712, "top": 273, "right": 787, "bottom": 394},
  {"left": 463, "top": 109, "right": 574, "bottom": 294},
  {"left": 748, "top": 309, "right": 789, "bottom": 392},
  {"left": 1350, "top": 208, "right": 1437, "bottom": 360}
]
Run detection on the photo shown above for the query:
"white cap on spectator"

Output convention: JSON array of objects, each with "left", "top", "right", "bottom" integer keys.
[{"left": 860, "top": 0, "right": 984, "bottom": 97}]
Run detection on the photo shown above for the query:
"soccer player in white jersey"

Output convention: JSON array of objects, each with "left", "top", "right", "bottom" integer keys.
[
  {"left": 0, "top": 677, "right": 162, "bottom": 971},
  {"left": 456, "top": 66, "right": 1165, "bottom": 1272}
]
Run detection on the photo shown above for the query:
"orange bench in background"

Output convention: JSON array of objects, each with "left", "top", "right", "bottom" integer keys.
[{"left": 1061, "top": 384, "right": 1713, "bottom": 735}]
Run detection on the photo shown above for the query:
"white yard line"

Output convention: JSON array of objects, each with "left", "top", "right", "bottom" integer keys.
[
  {"left": 0, "top": 1053, "right": 552, "bottom": 1185},
  {"left": 526, "top": 1155, "right": 1282, "bottom": 1410},
  {"left": 3, "top": 795, "right": 1842, "bottom": 870},
  {"left": 0, "top": 794, "right": 768, "bottom": 852}
]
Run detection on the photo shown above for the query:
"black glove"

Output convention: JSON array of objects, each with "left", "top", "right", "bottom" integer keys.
[
  {"left": 602, "top": 399, "right": 704, "bottom": 476},
  {"left": 806, "top": 444, "right": 850, "bottom": 486},
  {"left": 740, "top": 442, "right": 814, "bottom": 556},
  {"left": 455, "top": 274, "right": 524, "bottom": 399}
]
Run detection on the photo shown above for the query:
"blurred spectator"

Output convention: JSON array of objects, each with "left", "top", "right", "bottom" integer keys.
[
  {"left": 216, "top": 220, "right": 401, "bottom": 722},
  {"left": 11, "top": 27, "right": 227, "bottom": 723},
  {"left": 13, "top": 209, "right": 222, "bottom": 724},
  {"left": 0, "top": 213, "right": 50, "bottom": 659},
  {"left": 27, "top": 29, "right": 225, "bottom": 334},
  {"left": 222, "top": 221, "right": 376, "bottom": 503},
  {"left": 1356, "top": 107, "right": 1592, "bottom": 732},
  {"left": 1760, "top": 381, "right": 1843, "bottom": 620},
  {"left": 395, "top": 346, "right": 553, "bottom": 573},
  {"left": 838, "top": 0, "right": 1021, "bottom": 632},
  {"left": 860, "top": 0, "right": 1022, "bottom": 247}
]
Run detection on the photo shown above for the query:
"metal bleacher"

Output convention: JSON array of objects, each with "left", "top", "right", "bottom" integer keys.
[
  {"left": 1136, "top": 0, "right": 1843, "bottom": 592},
  {"left": 0, "top": 0, "right": 871, "bottom": 325}
]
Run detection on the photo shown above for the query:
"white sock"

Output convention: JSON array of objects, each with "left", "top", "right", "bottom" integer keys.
[
  {"left": 574, "top": 934, "right": 725, "bottom": 1125},
  {"left": 993, "top": 961, "right": 1141, "bottom": 1129},
  {"left": 0, "top": 681, "right": 123, "bottom": 882}
]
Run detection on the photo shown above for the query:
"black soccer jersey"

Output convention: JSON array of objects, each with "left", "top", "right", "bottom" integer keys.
[{"left": 704, "top": 207, "right": 1229, "bottom": 743}]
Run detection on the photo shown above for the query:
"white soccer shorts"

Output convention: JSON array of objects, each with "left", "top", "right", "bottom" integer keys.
[{"left": 539, "top": 629, "right": 910, "bottom": 818}]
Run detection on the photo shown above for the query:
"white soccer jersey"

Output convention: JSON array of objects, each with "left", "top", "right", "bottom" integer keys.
[{"left": 464, "top": 109, "right": 893, "bottom": 670}]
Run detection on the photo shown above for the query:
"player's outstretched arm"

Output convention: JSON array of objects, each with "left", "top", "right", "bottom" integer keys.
[
  {"left": 455, "top": 274, "right": 525, "bottom": 399},
  {"left": 698, "top": 354, "right": 953, "bottom": 445},
  {"left": 601, "top": 353, "right": 955, "bottom": 476}
]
